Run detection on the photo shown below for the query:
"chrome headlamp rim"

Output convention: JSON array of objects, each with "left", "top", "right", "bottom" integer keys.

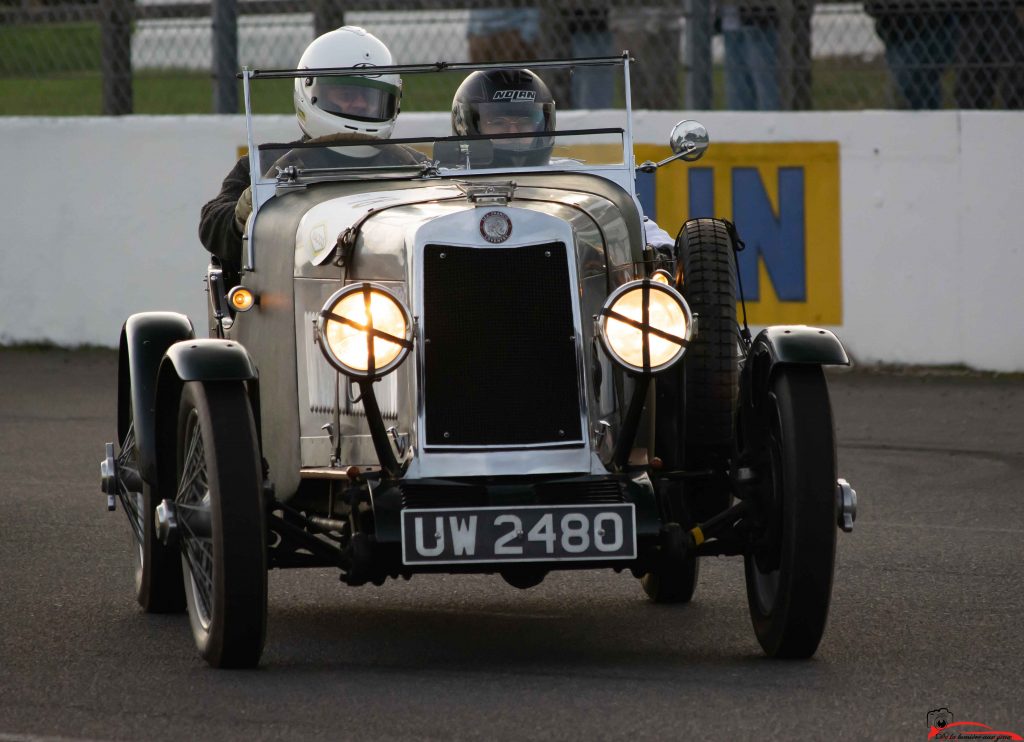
[
  {"left": 316, "top": 282, "right": 413, "bottom": 379},
  {"left": 598, "top": 278, "right": 693, "bottom": 376}
]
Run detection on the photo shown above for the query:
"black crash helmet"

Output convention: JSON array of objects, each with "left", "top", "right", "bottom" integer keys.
[{"left": 451, "top": 69, "right": 556, "bottom": 166}]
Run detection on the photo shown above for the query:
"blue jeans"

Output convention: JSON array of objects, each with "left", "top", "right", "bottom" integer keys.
[
  {"left": 724, "top": 23, "right": 780, "bottom": 110},
  {"left": 571, "top": 30, "right": 614, "bottom": 109},
  {"left": 874, "top": 13, "right": 957, "bottom": 110},
  {"left": 467, "top": 9, "right": 541, "bottom": 46}
]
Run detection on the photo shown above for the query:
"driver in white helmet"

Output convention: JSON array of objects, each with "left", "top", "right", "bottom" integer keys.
[{"left": 199, "top": 26, "right": 415, "bottom": 273}]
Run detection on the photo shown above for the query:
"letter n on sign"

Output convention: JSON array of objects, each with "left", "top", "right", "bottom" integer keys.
[{"left": 641, "top": 141, "right": 841, "bottom": 325}]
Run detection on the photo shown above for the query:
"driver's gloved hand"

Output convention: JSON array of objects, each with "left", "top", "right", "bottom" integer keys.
[{"left": 234, "top": 186, "right": 253, "bottom": 232}]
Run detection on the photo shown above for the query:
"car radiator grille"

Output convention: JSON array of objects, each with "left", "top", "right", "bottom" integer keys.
[
  {"left": 422, "top": 242, "right": 583, "bottom": 447},
  {"left": 533, "top": 479, "right": 624, "bottom": 504},
  {"left": 399, "top": 480, "right": 625, "bottom": 510}
]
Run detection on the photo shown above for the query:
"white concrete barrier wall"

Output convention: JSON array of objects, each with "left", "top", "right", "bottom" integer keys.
[{"left": 1, "top": 111, "right": 1022, "bottom": 371}]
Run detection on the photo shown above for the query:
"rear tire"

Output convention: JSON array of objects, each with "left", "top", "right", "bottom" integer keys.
[
  {"left": 117, "top": 407, "right": 185, "bottom": 613},
  {"left": 639, "top": 494, "right": 700, "bottom": 603},
  {"left": 132, "top": 480, "right": 187, "bottom": 613},
  {"left": 641, "top": 554, "right": 699, "bottom": 604},
  {"left": 743, "top": 365, "right": 837, "bottom": 659},
  {"left": 175, "top": 381, "right": 266, "bottom": 668}
]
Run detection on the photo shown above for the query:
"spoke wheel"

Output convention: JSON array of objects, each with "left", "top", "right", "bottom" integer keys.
[
  {"left": 176, "top": 381, "right": 266, "bottom": 668},
  {"left": 118, "top": 415, "right": 185, "bottom": 613},
  {"left": 743, "top": 365, "right": 837, "bottom": 659}
]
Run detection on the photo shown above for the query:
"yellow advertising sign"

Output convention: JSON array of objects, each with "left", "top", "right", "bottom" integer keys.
[{"left": 636, "top": 142, "right": 841, "bottom": 325}]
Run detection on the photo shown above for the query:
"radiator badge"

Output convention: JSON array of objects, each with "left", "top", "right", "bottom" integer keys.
[{"left": 480, "top": 211, "right": 512, "bottom": 244}]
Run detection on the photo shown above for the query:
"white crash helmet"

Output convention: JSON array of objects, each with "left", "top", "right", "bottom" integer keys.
[{"left": 293, "top": 26, "right": 402, "bottom": 146}]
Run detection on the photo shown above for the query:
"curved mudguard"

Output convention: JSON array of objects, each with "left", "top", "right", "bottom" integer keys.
[
  {"left": 159, "top": 338, "right": 259, "bottom": 382},
  {"left": 119, "top": 312, "right": 195, "bottom": 484},
  {"left": 735, "top": 326, "right": 849, "bottom": 460},
  {"left": 750, "top": 325, "right": 850, "bottom": 368},
  {"left": 741, "top": 325, "right": 849, "bottom": 408},
  {"left": 152, "top": 339, "right": 261, "bottom": 478}
]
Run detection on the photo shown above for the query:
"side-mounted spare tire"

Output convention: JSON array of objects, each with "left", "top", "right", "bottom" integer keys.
[
  {"left": 662, "top": 218, "right": 740, "bottom": 521},
  {"left": 643, "top": 219, "right": 740, "bottom": 604}
]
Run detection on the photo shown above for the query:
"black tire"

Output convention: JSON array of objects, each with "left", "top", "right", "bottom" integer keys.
[
  {"left": 641, "top": 554, "right": 699, "bottom": 604},
  {"left": 175, "top": 381, "right": 266, "bottom": 668},
  {"left": 743, "top": 365, "right": 837, "bottom": 659},
  {"left": 117, "top": 408, "right": 185, "bottom": 613},
  {"left": 678, "top": 218, "right": 739, "bottom": 520}
]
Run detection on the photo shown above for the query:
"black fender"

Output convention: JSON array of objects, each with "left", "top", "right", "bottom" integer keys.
[
  {"left": 743, "top": 326, "right": 849, "bottom": 397},
  {"left": 159, "top": 338, "right": 259, "bottom": 383},
  {"left": 118, "top": 312, "right": 195, "bottom": 485},
  {"left": 151, "top": 339, "right": 262, "bottom": 495},
  {"left": 737, "top": 325, "right": 849, "bottom": 458},
  {"left": 750, "top": 326, "right": 850, "bottom": 369}
]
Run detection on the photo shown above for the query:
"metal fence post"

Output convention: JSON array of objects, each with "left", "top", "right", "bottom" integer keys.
[
  {"left": 100, "top": 0, "right": 132, "bottom": 115},
  {"left": 778, "top": 0, "right": 795, "bottom": 110},
  {"left": 313, "top": 0, "right": 345, "bottom": 39},
  {"left": 615, "top": 7, "right": 682, "bottom": 109},
  {"left": 684, "top": 0, "right": 712, "bottom": 110},
  {"left": 777, "top": 0, "right": 812, "bottom": 111},
  {"left": 541, "top": 4, "right": 571, "bottom": 109},
  {"left": 212, "top": 0, "right": 239, "bottom": 113},
  {"left": 792, "top": 3, "right": 812, "bottom": 110}
]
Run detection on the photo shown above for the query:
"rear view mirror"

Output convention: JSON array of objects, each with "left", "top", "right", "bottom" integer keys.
[
  {"left": 637, "top": 120, "right": 710, "bottom": 173},
  {"left": 669, "top": 120, "right": 709, "bottom": 162},
  {"left": 432, "top": 139, "right": 495, "bottom": 168}
]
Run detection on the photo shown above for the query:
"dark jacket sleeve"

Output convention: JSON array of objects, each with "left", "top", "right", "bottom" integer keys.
[{"left": 198, "top": 155, "right": 251, "bottom": 271}]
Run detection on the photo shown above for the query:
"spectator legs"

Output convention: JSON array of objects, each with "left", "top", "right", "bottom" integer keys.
[{"left": 724, "top": 22, "right": 780, "bottom": 111}]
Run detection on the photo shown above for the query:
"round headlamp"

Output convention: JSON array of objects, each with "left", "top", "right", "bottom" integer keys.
[
  {"left": 316, "top": 283, "right": 413, "bottom": 379},
  {"left": 598, "top": 279, "right": 692, "bottom": 375}
]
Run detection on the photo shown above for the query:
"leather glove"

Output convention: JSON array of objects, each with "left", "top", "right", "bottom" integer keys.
[{"left": 234, "top": 186, "right": 253, "bottom": 232}]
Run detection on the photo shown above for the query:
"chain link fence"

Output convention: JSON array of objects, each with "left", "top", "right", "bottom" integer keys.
[{"left": 1, "top": 1, "right": 1022, "bottom": 115}]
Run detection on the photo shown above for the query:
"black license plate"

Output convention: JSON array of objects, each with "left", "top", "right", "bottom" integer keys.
[{"left": 401, "top": 504, "right": 636, "bottom": 565}]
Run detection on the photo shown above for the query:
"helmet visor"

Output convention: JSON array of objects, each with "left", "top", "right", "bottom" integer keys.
[
  {"left": 308, "top": 77, "right": 399, "bottom": 123},
  {"left": 475, "top": 102, "right": 553, "bottom": 135}
]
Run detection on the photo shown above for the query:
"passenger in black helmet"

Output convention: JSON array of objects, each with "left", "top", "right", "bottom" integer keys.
[
  {"left": 451, "top": 68, "right": 675, "bottom": 250},
  {"left": 451, "top": 69, "right": 556, "bottom": 167}
]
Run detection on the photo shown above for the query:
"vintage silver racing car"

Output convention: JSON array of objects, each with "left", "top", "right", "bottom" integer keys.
[{"left": 100, "top": 56, "right": 857, "bottom": 667}]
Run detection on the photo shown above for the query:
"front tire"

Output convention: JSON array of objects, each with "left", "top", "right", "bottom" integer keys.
[
  {"left": 743, "top": 365, "right": 837, "bottom": 659},
  {"left": 175, "top": 381, "right": 266, "bottom": 668}
]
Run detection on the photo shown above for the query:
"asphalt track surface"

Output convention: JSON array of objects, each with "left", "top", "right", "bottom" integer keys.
[{"left": 1, "top": 349, "right": 1021, "bottom": 742}]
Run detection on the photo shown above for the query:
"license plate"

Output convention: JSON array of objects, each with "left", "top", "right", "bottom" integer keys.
[{"left": 401, "top": 504, "right": 636, "bottom": 565}]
